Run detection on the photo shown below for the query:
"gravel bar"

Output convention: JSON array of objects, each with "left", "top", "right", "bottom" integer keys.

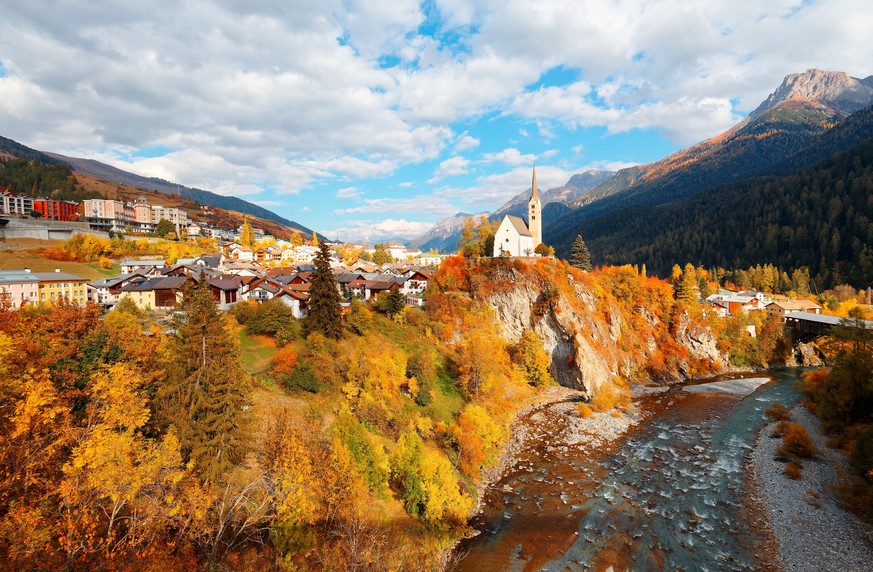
[{"left": 751, "top": 405, "right": 873, "bottom": 571}]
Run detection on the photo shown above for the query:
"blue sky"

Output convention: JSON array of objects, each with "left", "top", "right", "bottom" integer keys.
[{"left": 1, "top": 1, "right": 872, "bottom": 243}]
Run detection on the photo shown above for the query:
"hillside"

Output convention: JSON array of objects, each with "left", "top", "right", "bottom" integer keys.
[
  {"left": 45, "top": 151, "right": 317, "bottom": 237},
  {"left": 547, "top": 69, "right": 873, "bottom": 242},
  {"left": 576, "top": 110, "right": 873, "bottom": 287}
]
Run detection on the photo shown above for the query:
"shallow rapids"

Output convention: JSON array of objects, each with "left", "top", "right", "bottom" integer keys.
[{"left": 457, "top": 369, "right": 807, "bottom": 571}]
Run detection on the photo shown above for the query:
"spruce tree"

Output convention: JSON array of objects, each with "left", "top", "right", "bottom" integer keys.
[
  {"left": 303, "top": 242, "right": 343, "bottom": 339},
  {"left": 676, "top": 263, "right": 699, "bottom": 303},
  {"left": 570, "top": 234, "right": 592, "bottom": 271},
  {"left": 156, "top": 274, "right": 251, "bottom": 484}
]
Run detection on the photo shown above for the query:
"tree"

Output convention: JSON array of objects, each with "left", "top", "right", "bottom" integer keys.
[
  {"left": 377, "top": 290, "right": 405, "bottom": 319},
  {"left": 303, "top": 242, "right": 343, "bottom": 340},
  {"left": 675, "top": 263, "right": 699, "bottom": 303},
  {"left": 372, "top": 247, "right": 392, "bottom": 265},
  {"left": 457, "top": 217, "right": 479, "bottom": 257},
  {"left": 154, "top": 219, "right": 175, "bottom": 239},
  {"left": 535, "top": 243, "right": 555, "bottom": 257},
  {"left": 30, "top": 209, "right": 43, "bottom": 218},
  {"left": 240, "top": 218, "right": 255, "bottom": 248},
  {"left": 156, "top": 275, "right": 252, "bottom": 484},
  {"left": 570, "top": 234, "right": 592, "bottom": 271},
  {"left": 511, "top": 331, "right": 554, "bottom": 386}
]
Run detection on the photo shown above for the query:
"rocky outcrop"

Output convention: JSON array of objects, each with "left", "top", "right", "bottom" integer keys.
[
  {"left": 748, "top": 69, "right": 873, "bottom": 123},
  {"left": 482, "top": 265, "right": 726, "bottom": 397}
]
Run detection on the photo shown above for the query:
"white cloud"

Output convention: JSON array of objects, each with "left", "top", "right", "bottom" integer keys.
[
  {"left": 482, "top": 148, "right": 537, "bottom": 167},
  {"left": 327, "top": 218, "right": 435, "bottom": 243},
  {"left": 333, "top": 195, "right": 459, "bottom": 217},
  {"left": 455, "top": 133, "right": 479, "bottom": 151},
  {"left": 427, "top": 156, "right": 470, "bottom": 183},
  {"left": 336, "top": 187, "right": 363, "bottom": 199}
]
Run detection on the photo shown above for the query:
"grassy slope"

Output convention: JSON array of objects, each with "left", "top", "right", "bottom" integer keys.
[{"left": 0, "top": 246, "right": 116, "bottom": 280}]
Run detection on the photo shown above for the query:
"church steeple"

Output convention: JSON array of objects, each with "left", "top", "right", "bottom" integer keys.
[{"left": 527, "top": 164, "right": 542, "bottom": 249}]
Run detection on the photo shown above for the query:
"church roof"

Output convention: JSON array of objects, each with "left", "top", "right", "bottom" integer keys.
[{"left": 505, "top": 215, "right": 532, "bottom": 237}]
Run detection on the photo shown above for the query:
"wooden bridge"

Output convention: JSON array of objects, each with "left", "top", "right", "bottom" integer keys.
[{"left": 784, "top": 311, "right": 873, "bottom": 342}]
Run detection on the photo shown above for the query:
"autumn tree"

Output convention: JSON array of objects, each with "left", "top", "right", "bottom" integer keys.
[
  {"left": 570, "top": 234, "right": 592, "bottom": 271},
  {"left": 675, "top": 263, "right": 699, "bottom": 303},
  {"left": 156, "top": 275, "right": 252, "bottom": 484},
  {"left": 303, "top": 242, "right": 344, "bottom": 340},
  {"left": 155, "top": 218, "right": 176, "bottom": 239},
  {"left": 511, "top": 331, "right": 554, "bottom": 386},
  {"left": 457, "top": 217, "right": 479, "bottom": 258},
  {"left": 240, "top": 217, "right": 255, "bottom": 248}
]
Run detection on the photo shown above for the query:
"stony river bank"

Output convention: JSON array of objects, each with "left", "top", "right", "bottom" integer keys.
[{"left": 751, "top": 405, "right": 873, "bottom": 571}]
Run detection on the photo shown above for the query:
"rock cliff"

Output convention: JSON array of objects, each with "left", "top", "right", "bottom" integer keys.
[{"left": 478, "top": 262, "right": 725, "bottom": 397}]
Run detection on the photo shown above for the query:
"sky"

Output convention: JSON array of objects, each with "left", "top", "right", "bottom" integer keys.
[{"left": 1, "top": 1, "right": 872, "bottom": 244}]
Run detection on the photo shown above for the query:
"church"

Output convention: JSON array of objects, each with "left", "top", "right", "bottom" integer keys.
[{"left": 493, "top": 166, "right": 542, "bottom": 257}]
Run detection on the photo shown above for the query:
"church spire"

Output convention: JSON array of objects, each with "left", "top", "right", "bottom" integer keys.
[
  {"left": 531, "top": 163, "right": 539, "bottom": 202},
  {"left": 527, "top": 163, "right": 542, "bottom": 249}
]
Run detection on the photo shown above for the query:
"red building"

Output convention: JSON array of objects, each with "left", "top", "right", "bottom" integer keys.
[{"left": 32, "top": 199, "right": 79, "bottom": 221}]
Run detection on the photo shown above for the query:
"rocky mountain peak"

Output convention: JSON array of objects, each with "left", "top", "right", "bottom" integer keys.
[{"left": 748, "top": 68, "right": 873, "bottom": 123}]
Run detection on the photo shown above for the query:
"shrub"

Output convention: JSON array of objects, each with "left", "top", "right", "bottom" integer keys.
[
  {"left": 777, "top": 423, "right": 815, "bottom": 459},
  {"left": 850, "top": 427, "right": 873, "bottom": 480},
  {"left": 590, "top": 382, "right": 630, "bottom": 413},
  {"left": 771, "top": 420, "right": 789, "bottom": 438},
  {"left": 230, "top": 300, "right": 258, "bottom": 325},
  {"left": 98, "top": 256, "right": 114, "bottom": 269},
  {"left": 765, "top": 402, "right": 791, "bottom": 422},
  {"left": 247, "top": 298, "right": 295, "bottom": 336},
  {"left": 784, "top": 462, "right": 803, "bottom": 480},
  {"left": 283, "top": 364, "right": 320, "bottom": 393},
  {"left": 577, "top": 402, "right": 593, "bottom": 418}
]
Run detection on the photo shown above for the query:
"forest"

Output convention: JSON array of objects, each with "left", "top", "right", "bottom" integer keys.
[
  {"left": 0, "top": 158, "right": 101, "bottom": 203},
  {"left": 577, "top": 137, "right": 873, "bottom": 288}
]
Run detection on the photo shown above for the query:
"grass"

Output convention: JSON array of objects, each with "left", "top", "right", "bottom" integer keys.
[
  {"left": 427, "top": 370, "right": 467, "bottom": 424},
  {"left": 238, "top": 329, "right": 279, "bottom": 375},
  {"left": 0, "top": 248, "right": 108, "bottom": 280}
]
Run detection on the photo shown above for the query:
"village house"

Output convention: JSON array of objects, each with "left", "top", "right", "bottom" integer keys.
[
  {"left": 32, "top": 269, "right": 89, "bottom": 306},
  {"left": 87, "top": 273, "right": 147, "bottom": 307},
  {"left": 119, "top": 276, "right": 187, "bottom": 310},
  {"left": 766, "top": 299, "right": 823, "bottom": 320},
  {"left": 120, "top": 259, "right": 166, "bottom": 275},
  {"left": 0, "top": 270, "right": 40, "bottom": 309}
]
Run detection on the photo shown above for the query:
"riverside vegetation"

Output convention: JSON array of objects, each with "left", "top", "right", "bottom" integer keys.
[{"left": 0, "top": 244, "right": 849, "bottom": 570}]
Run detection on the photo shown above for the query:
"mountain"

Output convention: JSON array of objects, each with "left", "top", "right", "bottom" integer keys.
[
  {"left": 408, "top": 169, "right": 614, "bottom": 253},
  {"left": 407, "top": 211, "right": 490, "bottom": 252},
  {"left": 546, "top": 69, "right": 873, "bottom": 251},
  {"left": 493, "top": 169, "right": 615, "bottom": 219},
  {"left": 568, "top": 103, "right": 873, "bottom": 287},
  {"left": 43, "top": 152, "right": 316, "bottom": 236}
]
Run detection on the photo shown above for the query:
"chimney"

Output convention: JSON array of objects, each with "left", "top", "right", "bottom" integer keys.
[
  {"left": 55, "top": 268, "right": 60, "bottom": 273},
  {"left": 24, "top": 267, "right": 31, "bottom": 273}
]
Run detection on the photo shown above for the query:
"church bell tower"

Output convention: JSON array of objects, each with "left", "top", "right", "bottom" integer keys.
[{"left": 527, "top": 164, "right": 542, "bottom": 249}]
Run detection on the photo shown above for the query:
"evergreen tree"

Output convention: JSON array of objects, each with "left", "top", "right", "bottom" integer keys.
[
  {"left": 240, "top": 217, "right": 255, "bottom": 248},
  {"left": 156, "top": 275, "right": 251, "bottom": 484},
  {"left": 570, "top": 234, "right": 592, "bottom": 271},
  {"left": 303, "top": 242, "right": 343, "bottom": 339},
  {"left": 675, "top": 263, "right": 699, "bottom": 303}
]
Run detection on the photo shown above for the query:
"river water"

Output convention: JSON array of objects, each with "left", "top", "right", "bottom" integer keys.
[{"left": 456, "top": 369, "right": 807, "bottom": 571}]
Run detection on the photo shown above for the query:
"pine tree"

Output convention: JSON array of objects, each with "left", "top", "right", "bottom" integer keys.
[
  {"left": 303, "top": 242, "right": 343, "bottom": 339},
  {"left": 156, "top": 275, "right": 251, "bottom": 484},
  {"left": 570, "top": 234, "right": 592, "bottom": 271},
  {"left": 676, "top": 262, "right": 699, "bottom": 303}
]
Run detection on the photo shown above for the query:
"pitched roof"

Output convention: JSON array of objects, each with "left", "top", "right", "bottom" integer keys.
[
  {"left": 767, "top": 300, "right": 822, "bottom": 311},
  {"left": 0, "top": 270, "right": 39, "bottom": 284},
  {"left": 505, "top": 215, "right": 531, "bottom": 237},
  {"left": 33, "top": 271, "right": 88, "bottom": 282}
]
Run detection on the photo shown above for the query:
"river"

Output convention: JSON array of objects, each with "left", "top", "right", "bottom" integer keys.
[{"left": 456, "top": 369, "right": 807, "bottom": 571}]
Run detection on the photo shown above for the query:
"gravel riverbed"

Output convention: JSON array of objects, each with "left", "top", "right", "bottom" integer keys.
[{"left": 751, "top": 405, "right": 873, "bottom": 571}]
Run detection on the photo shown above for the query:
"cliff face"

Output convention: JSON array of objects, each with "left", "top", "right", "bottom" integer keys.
[{"left": 478, "top": 261, "right": 725, "bottom": 396}]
